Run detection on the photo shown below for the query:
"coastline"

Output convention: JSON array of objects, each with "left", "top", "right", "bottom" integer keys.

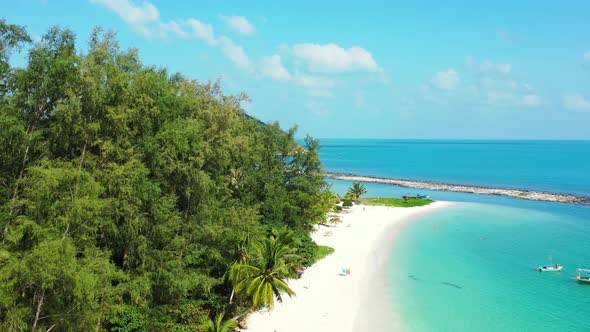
[
  {"left": 243, "top": 201, "right": 454, "bottom": 332},
  {"left": 326, "top": 172, "right": 590, "bottom": 204}
]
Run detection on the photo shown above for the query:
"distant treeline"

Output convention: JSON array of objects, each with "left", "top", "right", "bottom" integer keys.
[{"left": 0, "top": 19, "right": 332, "bottom": 331}]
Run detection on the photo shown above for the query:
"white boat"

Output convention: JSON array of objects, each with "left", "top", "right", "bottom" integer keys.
[
  {"left": 537, "top": 256, "right": 563, "bottom": 272},
  {"left": 538, "top": 265, "right": 563, "bottom": 272},
  {"left": 574, "top": 268, "right": 590, "bottom": 284}
]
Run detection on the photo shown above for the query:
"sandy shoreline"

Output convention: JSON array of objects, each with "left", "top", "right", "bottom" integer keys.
[
  {"left": 325, "top": 172, "right": 590, "bottom": 204},
  {"left": 243, "top": 201, "right": 454, "bottom": 332}
]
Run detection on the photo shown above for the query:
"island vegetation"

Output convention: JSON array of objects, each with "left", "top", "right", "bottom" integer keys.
[
  {"left": 360, "top": 197, "right": 433, "bottom": 207},
  {"left": 0, "top": 20, "right": 334, "bottom": 331}
]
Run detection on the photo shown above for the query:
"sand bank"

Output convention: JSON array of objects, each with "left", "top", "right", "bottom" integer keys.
[
  {"left": 243, "top": 201, "right": 454, "bottom": 332},
  {"left": 326, "top": 173, "right": 590, "bottom": 204}
]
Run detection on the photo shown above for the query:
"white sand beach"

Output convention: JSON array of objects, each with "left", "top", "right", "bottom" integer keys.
[{"left": 243, "top": 201, "right": 454, "bottom": 332}]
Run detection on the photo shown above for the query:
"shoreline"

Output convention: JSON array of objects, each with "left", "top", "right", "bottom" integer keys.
[
  {"left": 243, "top": 201, "right": 454, "bottom": 332},
  {"left": 325, "top": 172, "right": 590, "bottom": 204}
]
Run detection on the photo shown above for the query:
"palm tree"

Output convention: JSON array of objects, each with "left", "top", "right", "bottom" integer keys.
[
  {"left": 347, "top": 182, "right": 367, "bottom": 201},
  {"left": 228, "top": 233, "right": 252, "bottom": 304},
  {"left": 202, "top": 313, "right": 237, "bottom": 332},
  {"left": 229, "top": 229, "right": 297, "bottom": 309}
]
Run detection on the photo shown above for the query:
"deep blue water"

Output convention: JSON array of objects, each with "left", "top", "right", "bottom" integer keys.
[
  {"left": 319, "top": 139, "right": 590, "bottom": 331},
  {"left": 320, "top": 139, "right": 590, "bottom": 196}
]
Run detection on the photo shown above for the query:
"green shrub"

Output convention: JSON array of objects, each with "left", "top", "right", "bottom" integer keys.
[
  {"left": 106, "top": 307, "right": 147, "bottom": 332},
  {"left": 294, "top": 235, "right": 319, "bottom": 267},
  {"left": 342, "top": 199, "right": 353, "bottom": 207},
  {"left": 313, "top": 245, "right": 335, "bottom": 262},
  {"left": 333, "top": 205, "right": 343, "bottom": 212}
]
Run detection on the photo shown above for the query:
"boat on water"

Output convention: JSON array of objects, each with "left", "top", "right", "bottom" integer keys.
[
  {"left": 574, "top": 268, "right": 590, "bottom": 284},
  {"left": 538, "top": 264, "right": 563, "bottom": 272},
  {"left": 538, "top": 256, "right": 563, "bottom": 271}
]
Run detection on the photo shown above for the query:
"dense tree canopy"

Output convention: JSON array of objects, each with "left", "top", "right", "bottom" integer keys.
[{"left": 0, "top": 20, "right": 332, "bottom": 331}]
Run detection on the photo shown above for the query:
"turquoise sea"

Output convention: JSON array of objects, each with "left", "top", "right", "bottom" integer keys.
[{"left": 320, "top": 139, "right": 590, "bottom": 331}]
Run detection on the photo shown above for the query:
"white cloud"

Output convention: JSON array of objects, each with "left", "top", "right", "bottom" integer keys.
[
  {"left": 186, "top": 18, "right": 217, "bottom": 45},
  {"left": 259, "top": 55, "right": 291, "bottom": 81},
  {"left": 563, "top": 94, "right": 590, "bottom": 111},
  {"left": 92, "top": 0, "right": 190, "bottom": 39},
  {"left": 221, "top": 15, "right": 255, "bottom": 36},
  {"left": 160, "top": 21, "right": 188, "bottom": 39},
  {"left": 431, "top": 69, "right": 459, "bottom": 90},
  {"left": 584, "top": 51, "right": 590, "bottom": 63},
  {"left": 91, "top": 0, "right": 257, "bottom": 75},
  {"left": 294, "top": 73, "right": 335, "bottom": 88},
  {"left": 307, "top": 89, "right": 333, "bottom": 98},
  {"left": 522, "top": 94, "right": 541, "bottom": 106},
  {"left": 91, "top": 0, "right": 159, "bottom": 24},
  {"left": 290, "top": 43, "right": 380, "bottom": 73},
  {"left": 218, "top": 36, "right": 253, "bottom": 71}
]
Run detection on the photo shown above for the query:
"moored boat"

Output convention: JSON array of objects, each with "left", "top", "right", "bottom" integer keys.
[
  {"left": 574, "top": 268, "right": 590, "bottom": 284},
  {"left": 538, "top": 264, "right": 563, "bottom": 272},
  {"left": 538, "top": 256, "right": 562, "bottom": 271}
]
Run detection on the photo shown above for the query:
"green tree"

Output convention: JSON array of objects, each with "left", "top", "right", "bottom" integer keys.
[
  {"left": 347, "top": 182, "right": 367, "bottom": 202},
  {"left": 202, "top": 313, "right": 237, "bottom": 332},
  {"left": 0, "top": 20, "right": 333, "bottom": 330},
  {"left": 230, "top": 229, "right": 297, "bottom": 309}
]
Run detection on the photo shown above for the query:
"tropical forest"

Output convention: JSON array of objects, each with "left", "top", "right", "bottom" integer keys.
[{"left": 0, "top": 20, "right": 333, "bottom": 331}]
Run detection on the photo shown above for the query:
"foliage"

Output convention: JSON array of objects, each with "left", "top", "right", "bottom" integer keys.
[
  {"left": 333, "top": 205, "right": 343, "bottom": 212},
  {"left": 346, "top": 182, "right": 367, "bottom": 201},
  {"left": 342, "top": 199, "right": 353, "bottom": 207},
  {"left": 106, "top": 307, "right": 147, "bottom": 332},
  {"left": 202, "top": 313, "right": 237, "bottom": 332},
  {"left": 291, "top": 235, "right": 317, "bottom": 268},
  {"left": 229, "top": 229, "right": 297, "bottom": 308},
  {"left": 313, "top": 245, "right": 335, "bottom": 262},
  {"left": 0, "top": 22, "right": 332, "bottom": 331},
  {"left": 360, "top": 197, "right": 434, "bottom": 207}
]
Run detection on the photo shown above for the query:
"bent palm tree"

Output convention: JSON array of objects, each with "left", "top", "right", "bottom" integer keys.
[
  {"left": 347, "top": 182, "right": 367, "bottom": 201},
  {"left": 203, "top": 313, "right": 237, "bottom": 332},
  {"left": 230, "top": 229, "right": 296, "bottom": 308}
]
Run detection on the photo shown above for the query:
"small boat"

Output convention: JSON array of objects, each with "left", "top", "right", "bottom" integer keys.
[
  {"left": 574, "top": 268, "right": 590, "bottom": 284},
  {"left": 538, "top": 264, "right": 563, "bottom": 272},
  {"left": 538, "top": 256, "right": 563, "bottom": 272}
]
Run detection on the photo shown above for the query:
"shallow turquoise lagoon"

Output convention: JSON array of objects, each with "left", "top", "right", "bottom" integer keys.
[{"left": 390, "top": 203, "right": 590, "bottom": 332}]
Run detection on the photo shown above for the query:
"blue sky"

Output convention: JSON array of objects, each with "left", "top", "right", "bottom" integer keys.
[{"left": 3, "top": 0, "right": 590, "bottom": 139}]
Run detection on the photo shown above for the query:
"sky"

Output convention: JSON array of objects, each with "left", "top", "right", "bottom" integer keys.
[{"left": 3, "top": 0, "right": 590, "bottom": 139}]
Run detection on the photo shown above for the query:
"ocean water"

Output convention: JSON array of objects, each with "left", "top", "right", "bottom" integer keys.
[
  {"left": 320, "top": 139, "right": 590, "bottom": 196},
  {"left": 319, "top": 139, "right": 590, "bottom": 331},
  {"left": 390, "top": 204, "right": 590, "bottom": 332}
]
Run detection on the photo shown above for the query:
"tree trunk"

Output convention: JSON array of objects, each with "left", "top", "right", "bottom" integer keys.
[
  {"left": 32, "top": 288, "right": 45, "bottom": 331},
  {"left": 228, "top": 287, "right": 235, "bottom": 304},
  {"left": 231, "top": 308, "right": 251, "bottom": 321},
  {"left": 95, "top": 293, "right": 104, "bottom": 332},
  {"left": 13, "top": 144, "right": 30, "bottom": 199}
]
